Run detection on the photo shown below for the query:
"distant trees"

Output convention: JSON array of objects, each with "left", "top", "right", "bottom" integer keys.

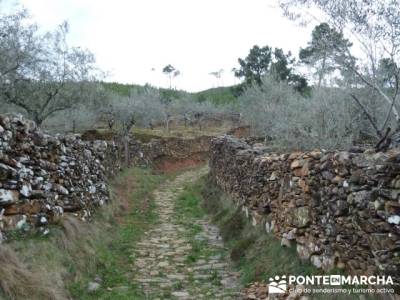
[
  {"left": 0, "top": 9, "right": 101, "bottom": 126},
  {"left": 162, "top": 64, "right": 180, "bottom": 89},
  {"left": 100, "top": 85, "right": 230, "bottom": 134},
  {"left": 237, "top": 75, "right": 360, "bottom": 150},
  {"left": 235, "top": 46, "right": 272, "bottom": 85},
  {"left": 100, "top": 88, "right": 164, "bottom": 166},
  {"left": 234, "top": 45, "right": 309, "bottom": 94},
  {"left": 209, "top": 69, "right": 224, "bottom": 87},
  {"left": 299, "top": 23, "right": 352, "bottom": 88},
  {"left": 103, "top": 88, "right": 163, "bottom": 131}
]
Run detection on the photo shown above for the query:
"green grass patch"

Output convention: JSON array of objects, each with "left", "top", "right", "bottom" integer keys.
[
  {"left": 175, "top": 180, "right": 206, "bottom": 220},
  {"left": 173, "top": 177, "right": 221, "bottom": 266},
  {"left": 193, "top": 85, "right": 240, "bottom": 104}
]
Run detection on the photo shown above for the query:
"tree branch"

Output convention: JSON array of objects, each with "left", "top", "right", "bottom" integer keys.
[
  {"left": 350, "top": 94, "right": 383, "bottom": 138},
  {"left": 375, "top": 127, "right": 392, "bottom": 152}
]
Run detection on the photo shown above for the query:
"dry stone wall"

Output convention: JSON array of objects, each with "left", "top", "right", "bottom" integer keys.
[
  {"left": 124, "top": 135, "right": 211, "bottom": 169},
  {"left": 81, "top": 130, "right": 211, "bottom": 171},
  {"left": 0, "top": 114, "right": 212, "bottom": 242},
  {"left": 0, "top": 115, "right": 121, "bottom": 241},
  {"left": 209, "top": 135, "right": 400, "bottom": 282}
]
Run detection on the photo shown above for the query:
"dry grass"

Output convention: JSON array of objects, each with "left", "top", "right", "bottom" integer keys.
[
  {"left": 0, "top": 214, "right": 108, "bottom": 300},
  {"left": 0, "top": 185, "right": 119, "bottom": 300},
  {"left": 0, "top": 244, "right": 63, "bottom": 300}
]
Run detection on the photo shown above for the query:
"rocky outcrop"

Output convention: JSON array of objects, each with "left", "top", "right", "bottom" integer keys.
[
  {"left": 0, "top": 115, "right": 120, "bottom": 240},
  {"left": 209, "top": 136, "right": 400, "bottom": 281}
]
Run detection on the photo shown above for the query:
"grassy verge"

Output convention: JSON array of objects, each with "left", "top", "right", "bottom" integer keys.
[
  {"left": 200, "top": 176, "right": 318, "bottom": 284},
  {"left": 0, "top": 167, "right": 168, "bottom": 300},
  {"left": 172, "top": 175, "right": 318, "bottom": 285}
]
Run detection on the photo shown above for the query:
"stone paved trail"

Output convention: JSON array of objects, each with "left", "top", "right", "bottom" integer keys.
[{"left": 132, "top": 167, "right": 242, "bottom": 299}]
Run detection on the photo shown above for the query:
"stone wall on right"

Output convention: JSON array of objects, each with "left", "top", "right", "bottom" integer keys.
[{"left": 209, "top": 136, "right": 400, "bottom": 281}]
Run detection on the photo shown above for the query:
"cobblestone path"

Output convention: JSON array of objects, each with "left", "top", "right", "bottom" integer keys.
[{"left": 132, "top": 167, "right": 242, "bottom": 299}]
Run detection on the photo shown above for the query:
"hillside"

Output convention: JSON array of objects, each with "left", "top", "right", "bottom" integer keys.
[{"left": 102, "top": 82, "right": 241, "bottom": 104}]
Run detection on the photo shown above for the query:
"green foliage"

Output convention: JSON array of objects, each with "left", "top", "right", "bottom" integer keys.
[
  {"left": 0, "top": 10, "right": 102, "bottom": 126},
  {"left": 193, "top": 86, "right": 238, "bottom": 104},
  {"left": 162, "top": 64, "right": 176, "bottom": 75},
  {"left": 300, "top": 23, "right": 352, "bottom": 87},
  {"left": 162, "top": 64, "right": 180, "bottom": 89},
  {"left": 102, "top": 82, "right": 149, "bottom": 97},
  {"left": 235, "top": 45, "right": 273, "bottom": 85},
  {"left": 235, "top": 44, "right": 309, "bottom": 94},
  {"left": 102, "top": 81, "right": 190, "bottom": 101},
  {"left": 159, "top": 87, "right": 188, "bottom": 102},
  {"left": 376, "top": 58, "right": 400, "bottom": 90},
  {"left": 237, "top": 76, "right": 367, "bottom": 150}
]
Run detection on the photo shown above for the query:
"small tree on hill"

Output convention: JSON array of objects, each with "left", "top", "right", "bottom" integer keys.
[
  {"left": 162, "top": 64, "right": 180, "bottom": 89},
  {"left": 209, "top": 69, "right": 224, "bottom": 87}
]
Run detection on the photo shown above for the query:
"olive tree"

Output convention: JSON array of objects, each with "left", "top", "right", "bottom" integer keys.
[
  {"left": 237, "top": 76, "right": 362, "bottom": 150},
  {"left": 0, "top": 9, "right": 101, "bottom": 126},
  {"left": 101, "top": 88, "right": 165, "bottom": 165},
  {"left": 279, "top": 0, "right": 400, "bottom": 149}
]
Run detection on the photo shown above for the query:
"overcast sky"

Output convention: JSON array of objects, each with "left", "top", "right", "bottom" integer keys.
[{"left": 3, "top": 0, "right": 312, "bottom": 92}]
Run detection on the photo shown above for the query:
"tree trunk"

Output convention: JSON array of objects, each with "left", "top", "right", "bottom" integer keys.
[
  {"left": 32, "top": 113, "right": 43, "bottom": 127},
  {"left": 318, "top": 55, "right": 326, "bottom": 88},
  {"left": 165, "top": 118, "right": 170, "bottom": 132},
  {"left": 124, "top": 136, "right": 130, "bottom": 167}
]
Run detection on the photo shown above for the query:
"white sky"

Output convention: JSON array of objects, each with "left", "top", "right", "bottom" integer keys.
[{"left": 3, "top": 0, "right": 312, "bottom": 92}]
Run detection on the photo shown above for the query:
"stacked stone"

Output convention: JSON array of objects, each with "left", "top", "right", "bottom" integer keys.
[
  {"left": 209, "top": 135, "right": 400, "bottom": 281},
  {"left": 0, "top": 115, "right": 120, "bottom": 240},
  {"left": 125, "top": 135, "right": 211, "bottom": 167}
]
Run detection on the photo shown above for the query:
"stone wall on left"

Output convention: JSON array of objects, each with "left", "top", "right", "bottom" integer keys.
[{"left": 0, "top": 115, "right": 121, "bottom": 241}]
